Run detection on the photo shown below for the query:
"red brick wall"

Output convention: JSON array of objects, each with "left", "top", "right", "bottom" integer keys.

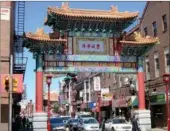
[
  {"left": 141, "top": 2, "right": 170, "bottom": 93},
  {"left": 0, "top": 1, "right": 15, "bottom": 127}
]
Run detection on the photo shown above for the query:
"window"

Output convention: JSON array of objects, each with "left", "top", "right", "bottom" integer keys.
[
  {"left": 86, "top": 93, "right": 89, "bottom": 102},
  {"left": 155, "top": 58, "right": 159, "bottom": 69},
  {"left": 152, "top": 21, "right": 157, "bottom": 37},
  {"left": 154, "top": 52, "right": 159, "bottom": 77},
  {"left": 166, "top": 54, "right": 170, "bottom": 65},
  {"left": 108, "top": 73, "right": 111, "bottom": 78},
  {"left": 146, "top": 61, "right": 150, "bottom": 73},
  {"left": 164, "top": 48, "right": 170, "bottom": 73},
  {"left": 162, "top": 14, "right": 167, "bottom": 32},
  {"left": 145, "top": 58, "right": 150, "bottom": 80},
  {"left": 144, "top": 27, "right": 148, "bottom": 36},
  {"left": 109, "top": 86, "right": 111, "bottom": 91}
]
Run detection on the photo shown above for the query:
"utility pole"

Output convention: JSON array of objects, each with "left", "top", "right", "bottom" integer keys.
[
  {"left": 9, "top": 55, "right": 13, "bottom": 131},
  {"left": 0, "top": 13, "right": 2, "bottom": 123}
]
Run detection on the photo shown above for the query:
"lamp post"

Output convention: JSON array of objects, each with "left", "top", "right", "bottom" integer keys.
[
  {"left": 163, "top": 74, "right": 170, "bottom": 131},
  {"left": 46, "top": 74, "right": 52, "bottom": 131},
  {"left": 97, "top": 92, "right": 101, "bottom": 124}
]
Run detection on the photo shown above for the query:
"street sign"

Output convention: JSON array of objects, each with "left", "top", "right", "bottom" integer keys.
[{"left": 93, "top": 77, "right": 101, "bottom": 91}]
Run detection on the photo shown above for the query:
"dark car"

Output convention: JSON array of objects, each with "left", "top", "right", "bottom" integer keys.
[
  {"left": 50, "top": 117, "right": 65, "bottom": 131},
  {"left": 66, "top": 118, "right": 79, "bottom": 131},
  {"left": 61, "top": 116, "right": 71, "bottom": 124}
]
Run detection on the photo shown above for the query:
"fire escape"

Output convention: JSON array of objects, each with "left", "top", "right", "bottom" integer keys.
[{"left": 14, "top": 1, "right": 27, "bottom": 77}]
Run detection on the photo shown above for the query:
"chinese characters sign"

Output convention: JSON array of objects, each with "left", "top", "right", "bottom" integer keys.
[
  {"left": 93, "top": 77, "right": 101, "bottom": 91},
  {"left": 75, "top": 37, "right": 108, "bottom": 55}
]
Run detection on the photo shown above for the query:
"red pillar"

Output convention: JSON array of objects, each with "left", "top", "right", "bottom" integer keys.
[
  {"left": 137, "top": 72, "right": 145, "bottom": 110},
  {"left": 35, "top": 54, "right": 43, "bottom": 112},
  {"left": 137, "top": 57, "right": 145, "bottom": 110},
  {"left": 36, "top": 71, "right": 43, "bottom": 112}
]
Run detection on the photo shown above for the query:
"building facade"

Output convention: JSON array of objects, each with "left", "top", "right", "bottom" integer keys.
[
  {"left": 141, "top": 1, "right": 170, "bottom": 128},
  {"left": 0, "top": 1, "right": 27, "bottom": 130},
  {"left": 0, "top": 1, "right": 15, "bottom": 130}
]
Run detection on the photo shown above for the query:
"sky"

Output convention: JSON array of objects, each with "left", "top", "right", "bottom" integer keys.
[{"left": 24, "top": 1, "right": 146, "bottom": 102}]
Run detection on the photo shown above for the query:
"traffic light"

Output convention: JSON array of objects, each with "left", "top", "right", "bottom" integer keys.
[{"left": 5, "top": 76, "right": 9, "bottom": 92}]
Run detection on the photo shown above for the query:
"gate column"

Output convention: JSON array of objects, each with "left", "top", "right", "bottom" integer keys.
[
  {"left": 33, "top": 54, "right": 47, "bottom": 131},
  {"left": 35, "top": 54, "right": 43, "bottom": 112},
  {"left": 135, "top": 57, "right": 151, "bottom": 131},
  {"left": 137, "top": 57, "right": 145, "bottom": 109}
]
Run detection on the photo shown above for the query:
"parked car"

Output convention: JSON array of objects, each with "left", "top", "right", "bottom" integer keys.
[
  {"left": 50, "top": 117, "right": 65, "bottom": 131},
  {"left": 77, "top": 117, "right": 100, "bottom": 131},
  {"left": 75, "top": 112, "right": 92, "bottom": 119},
  {"left": 65, "top": 118, "right": 79, "bottom": 131},
  {"left": 105, "top": 118, "right": 132, "bottom": 131},
  {"left": 61, "top": 116, "right": 71, "bottom": 124}
]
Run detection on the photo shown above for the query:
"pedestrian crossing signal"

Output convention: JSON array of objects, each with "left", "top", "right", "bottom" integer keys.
[{"left": 5, "top": 76, "right": 9, "bottom": 92}]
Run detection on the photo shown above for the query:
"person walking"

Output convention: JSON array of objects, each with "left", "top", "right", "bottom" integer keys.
[
  {"left": 22, "top": 116, "right": 26, "bottom": 130},
  {"left": 14, "top": 114, "right": 21, "bottom": 131},
  {"left": 132, "top": 116, "right": 141, "bottom": 131}
]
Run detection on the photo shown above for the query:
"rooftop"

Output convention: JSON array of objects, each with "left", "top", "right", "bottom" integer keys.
[
  {"left": 120, "top": 32, "right": 159, "bottom": 45},
  {"left": 25, "top": 28, "right": 67, "bottom": 43},
  {"left": 47, "top": 2, "right": 138, "bottom": 20}
]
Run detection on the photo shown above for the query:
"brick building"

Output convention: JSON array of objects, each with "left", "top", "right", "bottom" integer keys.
[
  {"left": 0, "top": 1, "right": 27, "bottom": 130},
  {"left": 123, "top": 1, "right": 170, "bottom": 128},
  {"left": 141, "top": 2, "right": 170, "bottom": 128},
  {"left": 0, "top": 1, "right": 15, "bottom": 130}
]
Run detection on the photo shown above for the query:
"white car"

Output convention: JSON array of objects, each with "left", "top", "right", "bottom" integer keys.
[
  {"left": 105, "top": 118, "right": 132, "bottom": 131},
  {"left": 75, "top": 112, "right": 92, "bottom": 119},
  {"left": 77, "top": 117, "right": 100, "bottom": 131}
]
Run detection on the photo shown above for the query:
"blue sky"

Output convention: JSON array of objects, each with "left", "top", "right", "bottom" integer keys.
[{"left": 24, "top": 1, "right": 146, "bottom": 102}]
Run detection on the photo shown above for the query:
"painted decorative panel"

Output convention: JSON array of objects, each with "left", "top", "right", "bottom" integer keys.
[
  {"left": 74, "top": 37, "right": 108, "bottom": 55},
  {"left": 109, "top": 38, "right": 114, "bottom": 55},
  {"left": 68, "top": 37, "right": 73, "bottom": 54},
  {"left": 45, "top": 67, "right": 137, "bottom": 73},
  {"left": 45, "top": 55, "right": 137, "bottom": 62},
  {"left": 69, "top": 31, "right": 114, "bottom": 38},
  {"left": 45, "top": 61, "right": 137, "bottom": 68}
]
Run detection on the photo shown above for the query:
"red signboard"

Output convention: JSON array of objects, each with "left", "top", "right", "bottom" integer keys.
[{"left": 0, "top": 74, "right": 23, "bottom": 93}]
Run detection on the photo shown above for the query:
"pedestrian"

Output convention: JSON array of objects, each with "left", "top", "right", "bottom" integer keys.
[
  {"left": 15, "top": 114, "right": 21, "bottom": 131},
  {"left": 101, "top": 117, "right": 106, "bottom": 131},
  {"left": 22, "top": 116, "right": 26, "bottom": 129},
  {"left": 132, "top": 116, "right": 141, "bottom": 131}
]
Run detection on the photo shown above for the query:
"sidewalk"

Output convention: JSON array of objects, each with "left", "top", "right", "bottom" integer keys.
[{"left": 151, "top": 127, "right": 167, "bottom": 131}]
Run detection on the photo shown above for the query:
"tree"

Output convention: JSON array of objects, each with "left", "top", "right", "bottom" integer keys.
[{"left": 53, "top": 103, "right": 59, "bottom": 113}]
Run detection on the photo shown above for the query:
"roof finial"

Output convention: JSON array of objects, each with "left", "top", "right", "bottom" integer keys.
[
  {"left": 61, "top": 2, "right": 69, "bottom": 10},
  {"left": 110, "top": 5, "right": 118, "bottom": 12}
]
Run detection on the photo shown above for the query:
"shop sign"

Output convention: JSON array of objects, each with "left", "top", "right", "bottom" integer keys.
[
  {"left": 150, "top": 94, "right": 166, "bottom": 104},
  {"left": 112, "top": 98, "right": 127, "bottom": 108},
  {"left": 1, "top": 8, "right": 10, "bottom": 21},
  {"left": 101, "top": 88, "right": 112, "bottom": 101},
  {"left": 93, "top": 77, "right": 101, "bottom": 91}
]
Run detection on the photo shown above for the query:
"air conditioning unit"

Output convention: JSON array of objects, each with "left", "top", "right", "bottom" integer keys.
[{"left": 123, "top": 77, "right": 130, "bottom": 85}]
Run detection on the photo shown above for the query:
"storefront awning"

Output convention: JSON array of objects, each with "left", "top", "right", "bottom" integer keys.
[
  {"left": 127, "top": 96, "right": 138, "bottom": 107},
  {"left": 150, "top": 93, "right": 166, "bottom": 105}
]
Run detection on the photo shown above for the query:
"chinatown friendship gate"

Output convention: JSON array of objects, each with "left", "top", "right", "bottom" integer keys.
[{"left": 24, "top": 3, "right": 159, "bottom": 131}]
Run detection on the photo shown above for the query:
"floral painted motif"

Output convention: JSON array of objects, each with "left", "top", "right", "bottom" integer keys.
[{"left": 45, "top": 66, "right": 137, "bottom": 73}]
